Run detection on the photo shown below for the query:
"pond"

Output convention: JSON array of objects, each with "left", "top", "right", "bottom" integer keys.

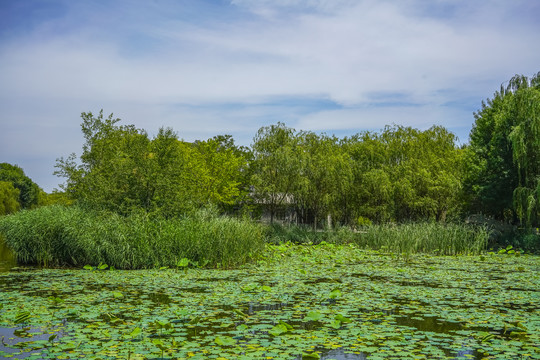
[{"left": 0, "top": 243, "right": 538, "bottom": 359}]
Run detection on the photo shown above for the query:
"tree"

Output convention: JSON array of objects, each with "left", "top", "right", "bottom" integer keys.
[
  {"left": 251, "top": 123, "right": 300, "bottom": 223},
  {"left": 55, "top": 110, "right": 154, "bottom": 214},
  {"left": 193, "top": 135, "right": 251, "bottom": 210},
  {"left": 465, "top": 72, "right": 540, "bottom": 227},
  {"left": 294, "top": 132, "right": 347, "bottom": 229},
  {"left": 340, "top": 132, "right": 393, "bottom": 225},
  {"left": 0, "top": 163, "right": 40, "bottom": 209},
  {"left": 0, "top": 181, "right": 20, "bottom": 215},
  {"left": 345, "top": 125, "right": 463, "bottom": 223},
  {"left": 55, "top": 111, "right": 252, "bottom": 217},
  {"left": 506, "top": 74, "right": 540, "bottom": 227}
]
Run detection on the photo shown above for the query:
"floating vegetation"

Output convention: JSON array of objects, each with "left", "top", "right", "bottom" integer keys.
[{"left": 0, "top": 243, "right": 539, "bottom": 359}]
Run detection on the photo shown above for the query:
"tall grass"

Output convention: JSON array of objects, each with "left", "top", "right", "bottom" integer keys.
[
  {"left": 265, "top": 222, "right": 489, "bottom": 255},
  {"left": 356, "top": 222, "right": 489, "bottom": 256},
  {"left": 0, "top": 205, "right": 264, "bottom": 269}
]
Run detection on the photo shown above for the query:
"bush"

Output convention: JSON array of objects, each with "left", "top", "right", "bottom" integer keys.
[{"left": 0, "top": 205, "right": 264, "bottom": 269}]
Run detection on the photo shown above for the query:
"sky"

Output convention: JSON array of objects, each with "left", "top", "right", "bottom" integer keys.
[{"left": 0, "top": 0, "right": 539, "bottom": 192}]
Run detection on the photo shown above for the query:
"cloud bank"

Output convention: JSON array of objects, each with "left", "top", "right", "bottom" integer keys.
[{"left": 1, "top": 0, "right": 539, "bottom": 191}]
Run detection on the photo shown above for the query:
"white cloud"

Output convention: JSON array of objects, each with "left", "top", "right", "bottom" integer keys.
[{"left": 0, "top": 0, "right": 539, "bottom": 190}]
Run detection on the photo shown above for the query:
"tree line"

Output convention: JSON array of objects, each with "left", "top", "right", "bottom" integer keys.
[{"left": 2, "top": 73, "right": 539, "bottom": 231}]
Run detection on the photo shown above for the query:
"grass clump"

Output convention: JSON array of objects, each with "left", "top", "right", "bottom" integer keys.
[{"left": 0, "top": 205, "right": 264, "bottom": 269}]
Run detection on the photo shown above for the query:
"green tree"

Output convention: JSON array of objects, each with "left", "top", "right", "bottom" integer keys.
[
  {"left": 0, "top": 181, "right": 20, "bottom": 215},
  {"left": 465, "top": 72, "right": 540, "bottom": 227},
  {"left": 55, "top": 110, "right": 154, "bottom": 214},
  {"left": 340, "top": 132, "right": 393, "bottom": 225},
  {"left": 193, "top": 135, "right": 251, "bottom": 210},
  {"left": 294, "top": 132, "right": 347, "bottom": 229},
  {"left": 0, "top": 163, "right": 40, "bottom": 209},
  {"left": 507, "top": 74, "right": 540, "bottom": 227},
  {"left": 55, "top": 111, "right": 252, "bottom": 217},
  {"left": 340, "top": 125, "right": 463, "bottom": 224},
  {"left": 251, "top": 123, "right": 300, "bottom": 223}
]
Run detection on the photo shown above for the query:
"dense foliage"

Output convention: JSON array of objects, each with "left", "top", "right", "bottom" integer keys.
[
  {"left": 250, "top": 123, "right": 464, "bottom": 227},
  {"left": 0, "top": 163, "right": 41, "bottom": 213},
  {"left": 54, "top": 111, "right": 251, "bottom": 217},
  {"left": 48, "top": 73, "right": 539, "bottom": 232},
  {"left": 465, "top": 72, "right": 540, "bottom": 227},
  {"left": 0, "top": 205, "right": 264, "bottom": 269},
  {"left": 0, "top": 163, "right": 71, "bottom": 215},
  {"left": 0, "top": 181, "right": 20, "bottom": 215}
]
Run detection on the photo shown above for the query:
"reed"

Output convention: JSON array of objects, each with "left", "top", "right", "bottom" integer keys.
[
  {"left": 0, "top": 205, "right": 264, "bottom": 269},
  {"left": 265, "top": 222, "right": 489, "bottom": 255},
  {"left": 355, "top": 222, "right": 489, "bottom": 256}
]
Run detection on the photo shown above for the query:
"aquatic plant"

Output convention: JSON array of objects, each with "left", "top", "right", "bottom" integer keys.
[
  {"left": 265, "top": 222, "right": 489, "bottom": 255},
  {"left": 0, "top": 244, "right": 538, "bottom": 359},
  {"left": 0, "top": 205, "right": 264, "bottom": 269}
]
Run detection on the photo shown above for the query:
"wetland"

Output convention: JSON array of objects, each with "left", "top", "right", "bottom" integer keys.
[{"left": 1, "top": 242, "right": 538, "bottom": 359}]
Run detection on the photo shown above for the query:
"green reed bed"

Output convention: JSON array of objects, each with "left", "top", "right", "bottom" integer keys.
[
  {"left": 355, "top": 222, "right": 489, "bottom": 256},
  {"left": 265, "top": 222, "right": 489, "bottom": 256},
  {"left": 0, "top": 205, "right": 264, "bottom": 269}
]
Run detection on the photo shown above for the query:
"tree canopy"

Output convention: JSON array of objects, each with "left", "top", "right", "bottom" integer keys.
[
  {"left": 55, "top": 111, "right": 250, "bottom": 217},
  {"left": 6, "top": 71, "right": 535, "bottom": 234},
  {"left": 465, "top": 72, "right": 540, "bottom": 227},
  {"left": 0, "top": 163, "right": 40, "bottom": 210}
]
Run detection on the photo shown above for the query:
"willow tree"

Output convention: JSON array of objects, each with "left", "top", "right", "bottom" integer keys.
[
  {"left": 506, "top": 73, "right": 540, "bottom": 226},
  {"left": 466, "top": 72, "right": 540, "bottom": 227},
  {"left": 251, "top": 123, "right": 300, "bottom": 223}
]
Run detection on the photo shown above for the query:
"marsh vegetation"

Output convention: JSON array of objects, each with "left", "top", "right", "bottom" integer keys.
[{"left": 0, "top": 243, "right": 538, "bottom": 359}]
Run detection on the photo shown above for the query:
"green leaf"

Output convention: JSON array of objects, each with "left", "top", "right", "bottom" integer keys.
[
  {"left": 330, "top": 319, "right": 342, "bottom": 329},
  {"left": 215, "top": 335, "right": 236, "bottom": 346},
  {"left": 236, "top": 324, "right": 249, "bottom": 331},
  {"left": 304, "top": 311, "right": 324, "bottom": 322},
  {"left": 177, "top": 258, "right": 189, "bottom": 267},
  {"left": 152, "top": 338, "right": 168, "bottom": 350},
  {"left": 269, "top": 323, "right": 289, "bottom": 336},
  {"left": 129, "top": 327, "right": 141, "bottom": 338},
  {"left": 334, "top": 313, "right": 352, "bottom": 323},
  {"left": 329, "top": 288, "right": 342, "bottom": 299},
  {"left": 15, "top": 311, "right": 31, "bottom": 324},
  {"left": 302, "top": 352, "right": 321, "bottom": 359},
  {"left": 83, "top": 265, "right": 93, "bottom": 270},
  {"left": 233, "top": 308, "right": 248, "bottom": 318},
  {"left": 112, "top": 291, "right": 123, "bottom": 298}
]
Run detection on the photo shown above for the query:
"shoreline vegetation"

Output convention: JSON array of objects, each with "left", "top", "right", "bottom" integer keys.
[{"left": 0, "top": 205, "right": 491, "bottom": 270}]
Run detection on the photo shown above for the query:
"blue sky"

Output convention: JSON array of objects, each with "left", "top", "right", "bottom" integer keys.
[{"left": 1, "top": 0, "right": 539, "bottom": 192}]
